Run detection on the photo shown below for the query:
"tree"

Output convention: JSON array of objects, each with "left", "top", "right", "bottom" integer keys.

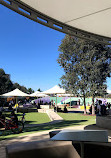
[
  {"left": 0, "top": 68, "right": 13, "bottom": 95},
  {"left": 27, "top": 88, "right": 34, "bottom": 94},
  {"left": 13, "top": 83, "right": 31, "bottom": 93},
  {"left": 84, "top": 43, "right": 111, "bottom": 114},
  {"left": 0, "top": 68, "right": 35, "bottom": 96},
  {"left": 37, "top": 88, "right": 42, "bottom": 92},
  {"left": 57, "top": 35, "right": 111, "bottom": 114}
]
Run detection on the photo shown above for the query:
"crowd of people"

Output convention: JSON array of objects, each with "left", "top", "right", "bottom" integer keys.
[{"left": 89, "top": 99, "right": 111, "bottom": 116}]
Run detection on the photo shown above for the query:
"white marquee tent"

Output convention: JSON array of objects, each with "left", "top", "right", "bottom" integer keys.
[
  {"left": 1, "top": 88, "right": 29, "bottom": 112},
  {"left": 1, "top": 88, "right": 29, "bottom": 97},
  {"left": 30, "top": 91, "right": 48, "bottom": 97},
  {"left": 41, "top": 85, "right": 65, "bottom": 94},
  {"left": 42, "top": 85, "right": 65, "bottom": 107}
]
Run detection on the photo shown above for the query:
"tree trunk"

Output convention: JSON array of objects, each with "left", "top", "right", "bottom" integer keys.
[
  {"left": 83, "top": 94, "right": 86, "bottom": 115},
  {"left": 92, "top": 96, "right": 95, "bottom": 115}
]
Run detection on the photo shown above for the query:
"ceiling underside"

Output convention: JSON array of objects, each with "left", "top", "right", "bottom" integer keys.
[{"left": 1, "top": 0, "right": 111, "bottom": 44}]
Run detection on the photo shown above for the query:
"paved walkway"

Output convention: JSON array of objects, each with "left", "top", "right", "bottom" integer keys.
[{"left": 46, "top": 109, "right": 63, "bottom": 121}]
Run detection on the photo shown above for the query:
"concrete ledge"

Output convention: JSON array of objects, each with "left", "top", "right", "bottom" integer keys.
[
  {"left": 96, "top": 116, "right": 111, "bottom": 129},
  {"left": 6, "top": 140, "right": 79, "bottom": 158}
]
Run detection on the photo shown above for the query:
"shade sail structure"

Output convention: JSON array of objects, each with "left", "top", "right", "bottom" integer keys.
[
  {"left": 30, "top": 91, "right": 48, "bottom": 97},
  {"left": 1, "top": 88, "right": 29, "bottom": 97},
  {"left": 1, "top": 0, "right": 111, "bottom": 44},
  {"left": 41, "top": 85, "right": 65, "bottom": 94}
]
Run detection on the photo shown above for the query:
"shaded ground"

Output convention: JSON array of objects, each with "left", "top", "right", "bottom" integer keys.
[
  {"left": 0, "top": 111, "right": 96, "bottom": 140},
  {"left": 0, "top": 125, "right": 85, "bottom": 158},
  {"left": 0, "top": 120, "right": 87, "bottom": 140},
  {"left": 1, "top": 124, "right": 111, "bottom": 158}
]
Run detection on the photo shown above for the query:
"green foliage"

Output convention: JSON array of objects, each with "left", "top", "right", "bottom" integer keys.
[
  {"left": 13, "top": 82, "right": 28, "bottom": 93},
  {"left": 0, "top": 68, "right": 34, "bottom": 94},
  {"left": 27, "top": 88, "right": 34, "bottom": 94},
  {"left": 37, "top": 88, "right": 42, "bottom": 92},
  {"left": 57, "top": 35, "right": 111, "bottom": 114},
  {"left": 0, "top": 68, "right": 13, "bottom": 95}
]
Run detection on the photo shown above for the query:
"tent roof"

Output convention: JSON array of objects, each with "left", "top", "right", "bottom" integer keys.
[
  {"left": 42, "top": 85, "right": 65, "bottom": 94},
  {"left": 1, "top": 0, "right": 111, "bottom": 44},
  {"left": 1, "top": 88, "right": 29, "bottom": 97},
  {"left": 30, "top": 91, "right": 40, "bottom": 96},
  {"left": 30, "top": 91, "right": 48, "bottom": 97}
]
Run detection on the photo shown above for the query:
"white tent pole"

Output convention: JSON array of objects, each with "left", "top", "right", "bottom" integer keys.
[
  {"left": 56, "top": 94, "right": 57, "bottom": 111},
  {"left": 70, "top": 95, "right": 71, "bottom": 108}
]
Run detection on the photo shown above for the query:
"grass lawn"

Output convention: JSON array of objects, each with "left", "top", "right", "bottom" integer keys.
[
  {"left": 0, "top": 112, "right": 96, "bottom": 140},
  {"left": 58, "top": 113, "right": 96, "bottom": 126},
  {"left": 2, "top": 112, "right": 50, "bottom": 125},
  {"left": 20, "top": 112, "right": 50, "bottom": 125}
]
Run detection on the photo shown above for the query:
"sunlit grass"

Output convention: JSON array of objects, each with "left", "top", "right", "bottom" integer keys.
[{"left": 0, "top": 112, "right": 96, "bottom": 140}]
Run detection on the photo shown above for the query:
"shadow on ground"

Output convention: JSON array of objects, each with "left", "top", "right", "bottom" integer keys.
[
  {"left": 68, "top": 111, "right": 84, "bottom": 114},
  {"left": 24, "top": 120, "right": 87, "bottom": 131},
  {"left": 0, "top": 120, "right": 87, "bottom": 139}
]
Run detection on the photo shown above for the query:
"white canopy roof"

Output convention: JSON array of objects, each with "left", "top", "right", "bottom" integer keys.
[
  {"left": 30, "top": 91, "right": 48, "bottom": 97},
  {"left": 20, "top": 0, "right": 111, "bottom": 39},
  {"left": 30, "top": 90, "right": 40, "bottom": 96},
  {"left": 42, "top": 85, "right": 65, "bottom": 94},
  {"left": 1, "top": 0, "right": 111, "bottom": 44},
  {"left": 1, "top": 88, "right": 29, "bottom": 97}
]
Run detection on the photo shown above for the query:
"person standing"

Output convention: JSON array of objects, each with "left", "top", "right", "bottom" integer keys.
[{"left": 97, "top": 100, "right": 102, "bottom": 116}]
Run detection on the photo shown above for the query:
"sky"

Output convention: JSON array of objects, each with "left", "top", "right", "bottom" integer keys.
[
  {"left": 0, "top": 4, "right": 111, "bottom": 92},
  {"left": 0, "top": 4, "right": 65, "bottom": 91}
]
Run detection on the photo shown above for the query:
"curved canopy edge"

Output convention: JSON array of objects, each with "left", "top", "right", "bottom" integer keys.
[{"left": 0, "top": 0, "right": 111, "bottom": 45}]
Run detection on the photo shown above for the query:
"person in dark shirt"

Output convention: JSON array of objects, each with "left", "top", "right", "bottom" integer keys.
[{"left": 10, "top": 110, "right": 18, "bottom": 125}]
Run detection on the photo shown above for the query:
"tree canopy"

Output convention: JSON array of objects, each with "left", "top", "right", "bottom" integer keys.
[
  {"left": 0, "top": 69, "right": 13, "bottom": 95},
  {"left": 0, "top": 68, "right": 34, "bottom": 95},
  {"left": 57, "top": 35, "right": 111, "bottom": 114}
]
